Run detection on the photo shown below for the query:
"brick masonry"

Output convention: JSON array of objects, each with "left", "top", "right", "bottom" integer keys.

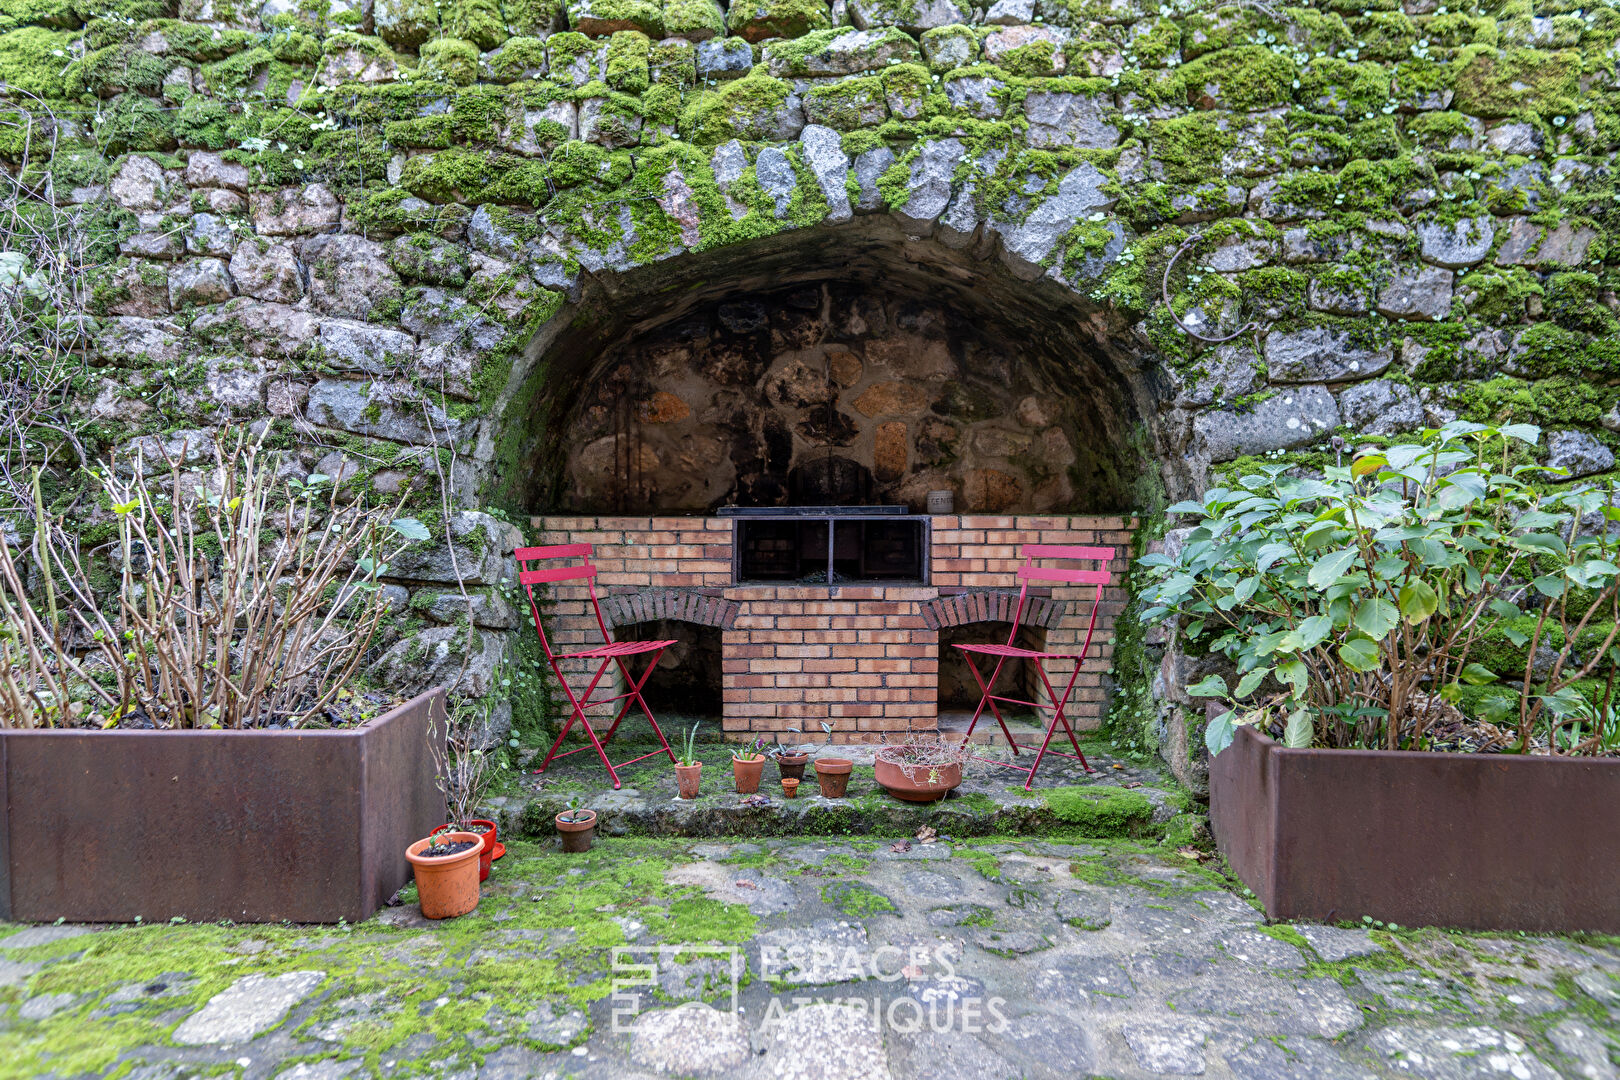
[{"left": 528, "top": 514, "right": 1134, "bottom": 742}]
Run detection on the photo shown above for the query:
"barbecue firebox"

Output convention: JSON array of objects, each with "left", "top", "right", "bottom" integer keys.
[{"left": 723, "top": 506, "right": 927, "bottom": 585}]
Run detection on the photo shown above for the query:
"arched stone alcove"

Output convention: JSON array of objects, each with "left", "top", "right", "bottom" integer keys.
[{"left": 480, "top": 220, "right": 1179, "bottom": 516}]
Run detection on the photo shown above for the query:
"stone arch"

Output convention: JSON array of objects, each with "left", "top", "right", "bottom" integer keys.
[{"left": 476, "top": 214, "right": 1181, "bottom": 517}]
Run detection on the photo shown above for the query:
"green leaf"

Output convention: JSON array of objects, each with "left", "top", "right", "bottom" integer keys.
[
  {"left": 1295, "top": 614, "right": 1334, "bottom": 650},
  {"left": 1499, "top": 423, "right": 1541, "bottom": 446},
  {"left": 1397, "top": 580, "right": 1438, "bottom": 623},
  {"left": 1232, "top": 576, "right": 1260, "bottom": 604},
  {"left": 1204, "top": 710, "right": 1237, "bottom": 757},
  {"left": 1352, "top": 597, "right": 1399, "bottom": 639},
  {"left": 1459, "top": 663, "right": 1498, "bottom": 686},
  {"left": 1186, "top": 674, "right": 1228, "bottom": 698},
  {"left": 1277, "top": 658, "right": 1309, "bottom": 698},
  {"left": 1283, "top": 708, "right": 1312, "bottom": 748},
  {"left": 1338, "top": 638, "right": 1381, "bottom": 673},
  {"left": 1308, "top": 547, "right": 1359, "bottom": 589},
  {"left": 1234, "top": 668, "right": 1268, "bottom": 698},
  {"left": 389, "top": 517, "right": 431, "bottom": 542},
  {"left": 1351, "top": 453, "right": 1386, "bottom": 478}
]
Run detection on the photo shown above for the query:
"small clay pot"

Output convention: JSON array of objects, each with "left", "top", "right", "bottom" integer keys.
[
  {"left": 675, "top": 761, "right": 703, "bottom": 799},
  {"left": 774, "top": 752, "right": 810, "bottom": 781},
  {"left": 406, "top": 831, "right": 482, "bottom": 919},
  {"left": 813, "top": 757, "right": 853, "bottom": 798},
  {"left": 556, "top": 809, "right": 597, "bottom": 853},
  {"left": 781, "top": 777, "right": 800, "bottom": 799},
  {"left": 733, "top": 755, "right": 766, "bottom": 794},
  {"left": 432, "top": 819, "right": 497, "bottom": 881}
]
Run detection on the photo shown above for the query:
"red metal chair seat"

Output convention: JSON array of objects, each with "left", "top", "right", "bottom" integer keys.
[
  {"left": 517, "top": 544, "right": 679, "bottom": 790},
  {"left": 558, "top": 638, "right": 678, "bottom": 660},
  {"left": 955, "top": 545, "right": 1114, "bottom": 790},
  {"left": 955, "top": 643, "right": 1085, "bottom": 660}
]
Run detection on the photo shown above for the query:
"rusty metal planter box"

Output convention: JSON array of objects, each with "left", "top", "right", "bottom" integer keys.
[
  {"left": 1210, "top": 724, "right": 1620, "bottom": 933},
  {"left": 0, "top": 688, "right": 446, "bottom": 924}
]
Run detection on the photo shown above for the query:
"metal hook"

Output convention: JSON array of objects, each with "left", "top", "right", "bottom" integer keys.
[{"left": 1160, "top": 231, "right": 1269, "bottom": 346}]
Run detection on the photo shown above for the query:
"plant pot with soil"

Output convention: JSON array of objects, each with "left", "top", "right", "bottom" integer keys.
[
  {"left": 732, "top": 737, "right": 767, "bottom": 794},
  {"left": 555, "top": 804, "right": 597, "bottom": 853},
  {"left": 674, "top": 723, "right": 703, "bottom": 799},
  {"left": 432, "top": 818, "right": 497, "bottom": 880},
  {"left": 406, "top": 831, "right": 482, "bottom": 919},
  {"left": 813, "top": 757, "right": 853, "bottom": 798},
  {"left": 874, "top": 740, "right": 967, "bottom": 803},
  {"left": 781, "top": 777, "right": 800, "bottom": 799},
  {"left": 772, "top": 750, "right": 810, "bottom": 781}
]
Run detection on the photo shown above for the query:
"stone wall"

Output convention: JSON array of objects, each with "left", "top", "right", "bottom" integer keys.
[
  {"left": 529, "top": 513, "right": 1131, "bottom": 737},
  {"left": 4, "top": 0, "right": 1618, "bottom": 756}
]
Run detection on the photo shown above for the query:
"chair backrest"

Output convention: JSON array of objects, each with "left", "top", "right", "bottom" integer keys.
[
  {"left": 1006, "top": 544, "right": 1114, "bottom": 653},
  {"left": 515, "top": 544, "right": 609, "bottom": 662}
]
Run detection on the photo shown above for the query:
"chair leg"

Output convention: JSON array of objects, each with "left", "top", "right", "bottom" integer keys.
[
  {"left": 1038, "top": 659, "right": 1089, "bottom": 762},
  {"left": 620, "top": 647, "right": 678, "bottom": 764},
  {"left": 958, "top": 653, "right": 1020, "bottom": 752},
  {"left": 1024, "top": 660, "right": 1092, "bottom": 789},
  {"left": 538, "top": 657, "right": 599, "bottom": 773},
  {"left": 538, "top": 657, "right": 622, "bottom": 785}
]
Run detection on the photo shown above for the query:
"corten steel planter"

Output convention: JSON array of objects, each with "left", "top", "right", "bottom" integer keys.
[
  {"left": 1211, "top": 724, "right": 1620, "bottom": 933},
  {"left": 0, "top": 688, "right": 446, "bottom": 924}
]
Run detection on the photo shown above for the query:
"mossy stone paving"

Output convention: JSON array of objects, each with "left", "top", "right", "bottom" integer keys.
[
  {"left": 489, "top": 732, "right": 1194, "bottom": 841},
  {"left": 2, "top": 837, "right": 1617, "bottom": 1079}
]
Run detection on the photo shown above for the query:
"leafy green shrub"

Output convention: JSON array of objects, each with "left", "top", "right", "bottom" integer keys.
[{"left": 1142, "top": 422, "right": 1620, "bottom": 757}]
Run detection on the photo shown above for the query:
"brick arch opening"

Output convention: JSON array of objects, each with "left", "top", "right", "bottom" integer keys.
[
  {"left": 616, "top": 618, "right": 724, "bottom": 722},
  {"left": 486, "top": 219, "right": 1179, "bottom": 519},
  {"left": 937, "top": 620, "right": 1049, "bottom": 723}
]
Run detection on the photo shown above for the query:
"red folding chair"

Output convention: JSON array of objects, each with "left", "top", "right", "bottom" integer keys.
[
  {"left": 517, "top": 544, "right": 678, "bottom": 789},
  {"left": 954, "top": 545, "right": 1114, "bottom": 790}
]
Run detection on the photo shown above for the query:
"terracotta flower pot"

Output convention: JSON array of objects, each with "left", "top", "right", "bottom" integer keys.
[
  {"left": 406, "top": 831, "right": 482, "bottom": 919},
  {"left": 733, "top": 756, "right": 766, "bottom": 793},
  {"left": 774, "top": 752, "right": 809, "bottom": 781},
  {"left": 675, "top": 762, "right": 703, "bottom": 799},
  {"left": 813, "top": 757, "right": 853, "bottom": 798},
  {"left": 874, "top": 757, "right": 963, "bottom": 803},
  {"left": 432, "top": 819, "right": 497, "bottom": 881},
  {"left": 555, "top": 809, "right": 597, "bottom": 853},
  {"left": 781, "top": 777, "right": 800, "bottom": 799}
]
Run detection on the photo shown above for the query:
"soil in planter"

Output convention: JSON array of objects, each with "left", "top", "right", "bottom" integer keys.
[{"left": 420, "top": 840, "right": 478, "bottom": 858}]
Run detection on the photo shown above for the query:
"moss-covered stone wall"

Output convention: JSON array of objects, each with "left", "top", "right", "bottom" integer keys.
[{"left": 4, "top": 0, "right": 1618, "bottom": 757}]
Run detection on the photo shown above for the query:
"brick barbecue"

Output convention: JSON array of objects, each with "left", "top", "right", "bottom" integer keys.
[{"left": 529, "top": 513, "right": 1134, "bottom": 741}]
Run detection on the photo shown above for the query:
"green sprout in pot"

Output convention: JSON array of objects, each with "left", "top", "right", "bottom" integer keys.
[
  {"left": 731, "top": 736, "right": 766, "bottom": 762},
  {"left": 677, "top": 723, "right": 701, "bottom": 767},
  {"left": 558, "top": 796, "right": 592, "bottom": 825}
]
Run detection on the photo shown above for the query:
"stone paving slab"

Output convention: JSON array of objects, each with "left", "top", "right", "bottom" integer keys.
[
  {"left": 1, "top": 837, "right": 1617, "bottom": 1079},
  {"left": 489, "top": 737, "right": 1191, "bottom": 841}
]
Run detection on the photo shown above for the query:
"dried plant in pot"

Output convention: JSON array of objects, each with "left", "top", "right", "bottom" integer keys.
[
  {"left": 427, "top": 697, "right": 500, "bottom": 882},
  {"left": 0, "top": 428, "right": 427, "bottom": 731},
  {"left": 555, "top": 799, "right": 597, "bottom": 853},
  {"left": 874, "top": 737, "right": 970, "bottom": 802}
]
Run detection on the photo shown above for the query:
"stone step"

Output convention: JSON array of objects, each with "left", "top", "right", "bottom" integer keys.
[{"left": 484, "top": 739, "right": 1194, "bottom": 842}]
